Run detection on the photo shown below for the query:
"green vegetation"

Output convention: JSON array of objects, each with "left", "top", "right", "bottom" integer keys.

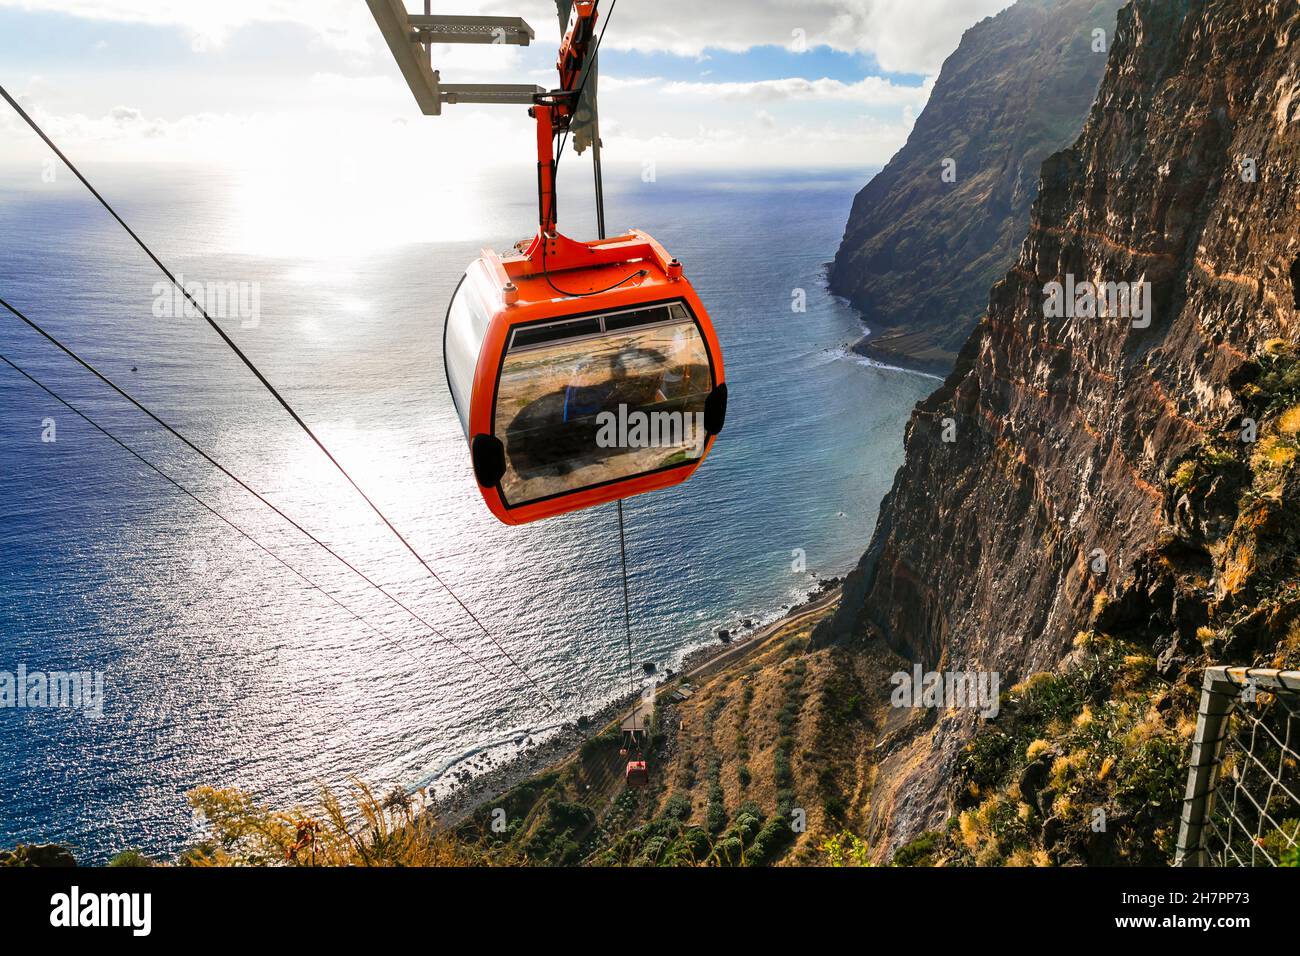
[
  {"left": 735, "top": 678, "right": 754, "bottom": 789},
  {"left": 1242, "top": 339, "right": 1300, "bottom": 415},
  {"left": 184, "top": 781, "right": 490, "bottom": 867},
  {"left": 773, "top": 658, "right": 807, "bottom": 817},
  {"left": 819, "top": 830, "right": 871, "bottom": 867},
  {"left": 521, "top": 800, "right": 595, "bottom": 865},
  {"left": 660, "top": 792, "right": 691, "bottom": 822},
  {"left": 580, "top": 727, "right": 620, "bottom": 760},
  {"left": 592, "top": 795, "right": 792, "bottom": 867},
  {"left": 705, "top": 757, "right": 727, "bottom": 834},
  {"left": 891, "top": 831, "right": 940, "bottom": 867},
  {"left": 1257, "top": 819, "right": 1300, "bottom": 867},
  {"left": 747, "top": 813, "right": 795, "bottom": 865},
  {"left": 901, "top": 342, "right": 1300, "bottom": 866},
  {"left": 0, "top": 843, "right": 77, "bottom": 867},
  {"left": 939, "top": 636, "right": 1193, "bottom": 865},
  {"left": 107, "top": 849, "right": 155, "bottom": 867}
]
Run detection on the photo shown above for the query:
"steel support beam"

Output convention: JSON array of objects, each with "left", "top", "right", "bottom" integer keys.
[
  {"left": 367, "top": 3, "right": 538, "bottom": 116},
  {"left": 440, "top": 84, "right": 545, "bottom": 105},
  {"left": 367, "top": 0, "right": 442, "bottom": 115},
  {"left": 408, "top": 15, "right": 534, "bottom": 46}
]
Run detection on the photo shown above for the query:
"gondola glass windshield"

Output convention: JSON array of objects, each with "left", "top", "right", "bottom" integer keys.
[{"left": 493, "top": 301, "right": 713, "bottom": 507}]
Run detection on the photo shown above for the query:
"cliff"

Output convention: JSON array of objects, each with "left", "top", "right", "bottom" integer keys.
[
  {"left": 817, "top": 0, "right": 1300, "bottom": 856},
  {"left": 458, "top": 0, "right": 1300, "bottom": 867},
  {"left": 263, "top": 0, "right": 1300, "bottom": 869},
  {"left": 829, "top": 0, "right": 1123, "bottom": 372}
]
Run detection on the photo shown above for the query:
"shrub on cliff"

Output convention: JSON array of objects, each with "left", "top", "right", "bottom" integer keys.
[
  {"left": 0, "top": 843, "right": 77, "bottom": 867},
  {"left": 819, "top": 830, "right": 870, "bottom": 867},
  {"left": 185, "top": 781, "right": 492, "bottom": 867},
  {"left": 928, "top": 635, "right": 1194, "bottom": 866},
  {"left": 891, "top": 831, "right": 939, "bottom": 867},
  {"left": 107, "top": 849, "right": 155, "bottom": 867},
  {"left": 747, "top": 815, "right": 794, "bottom": 865},
  {"left": 908, "top": 342, "right": 1300, "bottom": 867},
  {"left": 521, "top": 799, "right": 596, "bottom": 865}
]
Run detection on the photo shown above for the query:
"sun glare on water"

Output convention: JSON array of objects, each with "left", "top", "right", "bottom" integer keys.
[{"left": 225, "top": 159, "right": 486, "bottom": 258}]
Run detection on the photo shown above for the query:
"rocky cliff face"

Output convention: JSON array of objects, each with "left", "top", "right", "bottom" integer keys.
[
  {"left": 818, "top": 0, "right": 1300, "bottom": 851},
  {"left": 829, "top": 0, "right": 1123, "bottom": 371}
]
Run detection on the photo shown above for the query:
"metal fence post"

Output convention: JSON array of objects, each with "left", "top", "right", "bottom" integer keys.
[{"left": 1175, "top": 667, "right": 1236, "bottom": 866}]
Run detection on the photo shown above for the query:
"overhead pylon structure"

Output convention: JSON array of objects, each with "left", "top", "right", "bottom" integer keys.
[
  {"left": 368, "top": 0, "right": 604, "bottom": 241},
  {"left": 366, "top": 0, "right": 543, "bottom": 114}
]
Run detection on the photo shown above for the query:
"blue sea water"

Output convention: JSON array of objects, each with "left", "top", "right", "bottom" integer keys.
[{"left": 0, "top": 160, "right": 937, "bottom": 862}]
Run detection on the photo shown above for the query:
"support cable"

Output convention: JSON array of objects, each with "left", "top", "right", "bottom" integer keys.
[
  {"left": 586, "top": 64, "right": 640, "bottom": 742},
  {"left": 0, "top": 294, "right": 540, "bottom": 695},
  {"left": 0, "top": 351, "right": 486, "bottom": 683},
  {"left": 0, "top": 84, "right": 556, "bottom": 711}
]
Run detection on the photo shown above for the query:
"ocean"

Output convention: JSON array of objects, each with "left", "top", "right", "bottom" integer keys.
[{"left": 0, "top": 160, "right": 938, "bottom": 862}]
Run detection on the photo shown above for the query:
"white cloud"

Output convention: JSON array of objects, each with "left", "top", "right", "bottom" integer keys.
[
  {"left": 598, "top": 75, "right": 664, "bottom": 91},
  {"left": 0, "top": 0, "right": 991, "bottom": 170},
  {"left": 5, "top": 0, "right": 1016, "bottom": 74},
  {"left": 0, "top": 0, "right": 376, "bottom": 52},
  {"left": 0, "top": 79, "right": 531, "bottom": 168},
  {"left": 661, "top": 75, "right": 933, "bottom": 106},
  {"left": 603, "top": 115, "right": 915, "bottom": 169},
  {"left": 509, "top": 0, "right": 1015, "bottom": 74},
  {"left": 0, "top": 80, "right": 914, "bottom": 173}
]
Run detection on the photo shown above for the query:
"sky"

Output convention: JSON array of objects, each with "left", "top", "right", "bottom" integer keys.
[{"left": 0, "top": 0, "right": 1015, "bottom": 174}]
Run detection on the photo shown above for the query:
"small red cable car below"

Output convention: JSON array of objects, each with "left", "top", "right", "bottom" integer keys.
[
  {"left": 442, "top": 1, "right": 726, "bottom": 526},
  {"left": 625, "top": 759, "right": 649, "bottom": 787}
]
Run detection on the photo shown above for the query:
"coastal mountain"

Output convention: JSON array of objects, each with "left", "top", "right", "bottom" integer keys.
[
  {"left": 23, "top": 0, "right": 1300, "bottom": 871},
  {"left": 447, "top": 0, "right": 1300, "bottom": 868},
  {"left": 829, "top": 0, "right": 1123, "bottom": 371},
  {"left": 816, "top": 0, "right": 1300, "bottom": 860}
]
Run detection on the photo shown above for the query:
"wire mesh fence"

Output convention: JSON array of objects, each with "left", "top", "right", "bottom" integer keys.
[{"left": 1176, "top": 667, "right": 1300, "bottom": 866}]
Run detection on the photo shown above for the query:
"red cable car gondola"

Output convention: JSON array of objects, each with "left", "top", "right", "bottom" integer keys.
[
  {"left": 625, "top": 759, "right": 649, "bottom": 787},
  {"left": 442, "top": 2, "right": 726, "bottom": 526},
  {"left": 444, "top": 231, "right": 726, "bottom": 525}
]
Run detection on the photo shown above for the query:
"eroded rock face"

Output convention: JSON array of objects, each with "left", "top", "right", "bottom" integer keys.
[
  {"left": 829, "top": 0, "right": 1124, "bottom": 371},
  {"left": 819, "top": 0, "right": 1300, "bottom": 849}
]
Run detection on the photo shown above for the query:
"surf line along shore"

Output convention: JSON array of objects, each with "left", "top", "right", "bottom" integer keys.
[{"left": 434, "top": 581, "right": 844, "bottom": 827}]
